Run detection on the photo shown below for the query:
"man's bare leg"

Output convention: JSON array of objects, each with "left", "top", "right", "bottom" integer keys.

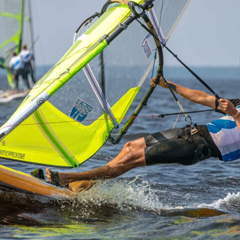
[{"left": 46, "top": 137, "right": 147, "bottom": 188}]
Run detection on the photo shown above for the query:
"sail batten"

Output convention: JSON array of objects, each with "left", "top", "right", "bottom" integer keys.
[
  {"left": 0, "top": 0, "right": 191, "bottom": 167},
  {"left": 83, "top": 64, "right": 119, "bottom": 128},
  {"left": 33, "top": 109, "right": 79, "bottom": 167}
]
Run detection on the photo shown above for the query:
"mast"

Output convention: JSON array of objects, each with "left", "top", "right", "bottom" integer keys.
[
  {"left": 19, "top": 0, "right": 25, "bottom": 54},
  {"left": 100, "top": 51, "right": 105, "bottom": 95},
  {"left": 28, "top": 0, "right": 36, "bottom": 80}
]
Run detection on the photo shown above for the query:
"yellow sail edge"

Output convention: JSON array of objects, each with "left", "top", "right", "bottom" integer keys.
[{"left": 0, "top": 87, "right": 140, "bottom": 167}]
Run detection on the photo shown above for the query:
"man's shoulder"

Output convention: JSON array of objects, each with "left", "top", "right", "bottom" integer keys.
[
  {"left": 20, "top": 50, "right": 29, "bottom": 54},
  {"left": 11, "top": 56, "right": 19, "bottom": 61}
]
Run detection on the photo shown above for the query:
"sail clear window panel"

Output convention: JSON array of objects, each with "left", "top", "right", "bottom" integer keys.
[
  {"left": 0, "top": 16, "right": 20, "bottom": 58},
  {"left": 48, "top": 68, "right": 104, "bottom": 127},
  {"left": 104, "top": 20, "right": 156, "bottom": 107},
  {"left": 1, "top": 0, "right": 20, "bottom": 15},
  {"left": 153, "top": 0, "right": 189, "bottom": 40}
]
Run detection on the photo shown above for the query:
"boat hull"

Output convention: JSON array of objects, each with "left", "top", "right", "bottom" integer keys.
[{"left": 0, "top": 164, "right": 72, "bottom": 198}]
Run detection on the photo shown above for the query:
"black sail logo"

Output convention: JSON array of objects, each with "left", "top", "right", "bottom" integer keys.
[
  {"left": 37, "top": 98, "right": 45, "bottom": 106},
  {"left": 0, "top": 149, "right": 25, "bottom": 160}
]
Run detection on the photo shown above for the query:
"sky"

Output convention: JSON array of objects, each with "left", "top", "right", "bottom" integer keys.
[{"left": 31, "top": 0, "right": 240, "bottom": 67}]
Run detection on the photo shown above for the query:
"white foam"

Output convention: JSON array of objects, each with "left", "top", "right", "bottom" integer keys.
[
  {"left": 72, "top": 176, "right": 171, "bottom": 213},
  {"left": 197, "top": 192, "right": 240, "bottom": 210}
]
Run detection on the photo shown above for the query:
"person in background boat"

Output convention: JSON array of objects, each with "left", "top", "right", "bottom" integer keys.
[
  {"left": 9, "top": 51, "right": 30, "bottom": 93},
  {"left": 20, "top": 44, "right": 36, "bottom": 86},
  {"left": 46, "top": 77, "right": 240, "bottom": 192}
]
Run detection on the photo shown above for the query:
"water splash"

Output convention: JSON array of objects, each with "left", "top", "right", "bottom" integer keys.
[
  {"left": 198, "top": 192, "right": 240, "bottom": 213},
  {"left": 64, "top": 176, "right": 173, "bottom": 217}
]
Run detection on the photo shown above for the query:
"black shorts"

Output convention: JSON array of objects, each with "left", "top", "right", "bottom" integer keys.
[{"left": 144, "top": 125, "right": 222, "bottom": 166}]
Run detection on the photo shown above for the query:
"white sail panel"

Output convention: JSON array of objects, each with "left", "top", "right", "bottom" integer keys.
[{"left": 151, "top": 0, "right": 191, "bottom": 41}]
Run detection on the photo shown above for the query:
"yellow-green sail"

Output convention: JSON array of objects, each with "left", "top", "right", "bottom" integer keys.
[
  {"left": 0, "top": 0, "right": 35, "bottom": 87},
  {"left": 0, "top": 0, "right": 191, "bottom": 167}
]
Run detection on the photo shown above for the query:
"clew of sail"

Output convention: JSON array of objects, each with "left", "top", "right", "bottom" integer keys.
[
  {"left": 0, "top": 0, "right": 35, "bottom": 87},
  {"left": 0, "top": 0, "right": 190, "bottom": 167}
]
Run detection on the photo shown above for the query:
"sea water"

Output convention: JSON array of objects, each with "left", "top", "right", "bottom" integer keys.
[{"left": 0, "top": 66, "right": 240, "bottom": 239}]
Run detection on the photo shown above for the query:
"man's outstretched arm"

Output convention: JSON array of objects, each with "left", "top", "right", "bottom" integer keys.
[
  {"left": 151, "top": 77, "right": 240, "bottom": 130},
  {"left": 150, "top": 77, "right": 216, "bottom": 108}
]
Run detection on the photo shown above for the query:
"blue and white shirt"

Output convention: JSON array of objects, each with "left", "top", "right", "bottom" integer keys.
[
  {"left": 20, "top": 49, "right": 33, "bottom": 63},
  {"left": 206, "top": 105, "right": 240, "bottom": 161},
  {"left": 9, "top": 55, "right": 24, "bottom": 71}
]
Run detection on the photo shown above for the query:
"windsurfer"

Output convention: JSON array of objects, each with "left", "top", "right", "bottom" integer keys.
[
  {"left": 46, "top": 77, "right": 240, "bottom": 192},
  {"left": 9, "top": 52, "right": 30, "bottom": 93},
  {"left": 20, "top": 44, "right": 36, "bottom": 86}
]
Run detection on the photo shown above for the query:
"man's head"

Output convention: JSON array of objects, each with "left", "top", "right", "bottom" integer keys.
[
  {"left": 12, "top": 52, "right": 17, "bottom": 57},
  {"left": 22, "top": 44, "right": 27, "bottom": 50}
]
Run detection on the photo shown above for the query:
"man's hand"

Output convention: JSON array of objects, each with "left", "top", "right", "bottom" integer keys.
[
  {"left": 217, "top": 99, "right": 239, "bottom": 119},
  {"left": 217, "top": 99, "right": 240, "bottom": 131},
  {"left": 150, "top": 77, "right": 166, "bottom": 88},
  {"left": 69, "top": 180, "right": 96, "bottom": 193}
]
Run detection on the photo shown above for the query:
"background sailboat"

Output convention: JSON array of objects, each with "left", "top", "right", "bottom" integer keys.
[{"left": 0, "top": 0, "right": 36, "bottom": 92}]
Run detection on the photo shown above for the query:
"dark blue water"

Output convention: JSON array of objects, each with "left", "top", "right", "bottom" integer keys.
[{"left": 0, "top": 67, "right": 240, "bottom": 239}]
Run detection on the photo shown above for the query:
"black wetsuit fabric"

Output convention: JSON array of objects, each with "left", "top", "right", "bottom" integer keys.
[
  {"left": 144, "top": 125, "right": 221, "bottom": 166},
  {"left": 14, "top": 68, "right": 29, "bottom": 90}
]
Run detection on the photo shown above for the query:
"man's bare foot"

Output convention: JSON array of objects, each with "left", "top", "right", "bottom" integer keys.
[
  {"left": 46, "top": 168, "right": 71, "bottom": 188},
  {"left": 46, "top": 168, "right": 96, "bottom": 192}
]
